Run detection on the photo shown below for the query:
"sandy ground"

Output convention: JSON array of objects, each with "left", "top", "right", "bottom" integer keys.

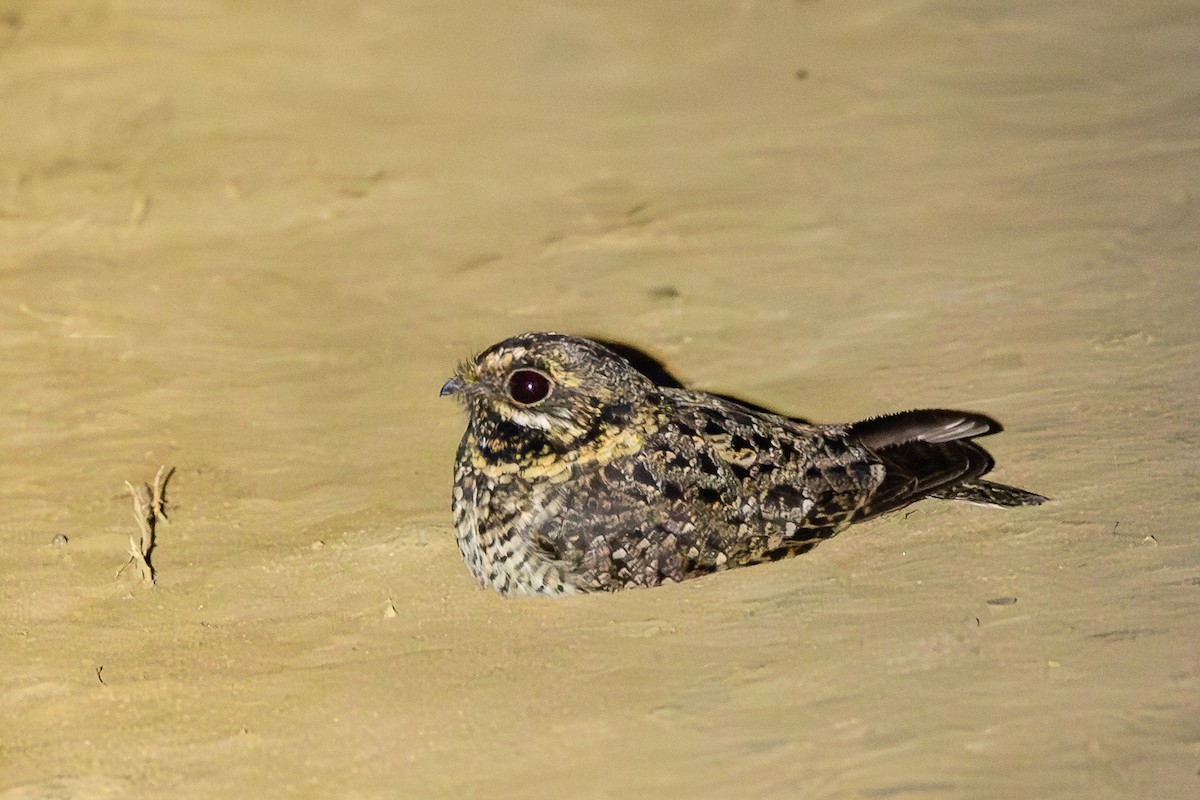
[{"left": 2, "top": 1, "right": 1198, "bottom": 798}]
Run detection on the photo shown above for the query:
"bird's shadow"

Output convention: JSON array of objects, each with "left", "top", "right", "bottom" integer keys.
[{"left": 593, "top": 338, "right": 812, "bottom": 425}]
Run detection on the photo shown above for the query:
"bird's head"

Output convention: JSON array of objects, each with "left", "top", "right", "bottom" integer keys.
[{"left": 441, "top": 332, "right": 656, "bottom": 463}]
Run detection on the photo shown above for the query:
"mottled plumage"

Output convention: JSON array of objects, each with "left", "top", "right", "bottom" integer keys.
[{"left": 441, "top": 332, "right": 1046, "bottom": 596}]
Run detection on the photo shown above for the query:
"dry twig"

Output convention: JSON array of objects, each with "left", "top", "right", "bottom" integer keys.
[{"left": 121, "top": 465, "right": 174, "bottom": 585}]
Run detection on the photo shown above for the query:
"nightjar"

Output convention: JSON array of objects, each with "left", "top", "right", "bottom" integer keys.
[{"left": 441, "top": 332, "right": 1046, "bottom": 596}]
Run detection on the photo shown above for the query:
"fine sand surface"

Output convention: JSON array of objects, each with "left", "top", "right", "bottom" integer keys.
[{"left": 2, "top": 2, "right": 1198, "bottom": 798}]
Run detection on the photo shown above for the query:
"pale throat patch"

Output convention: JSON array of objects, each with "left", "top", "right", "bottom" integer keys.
[{"left": 508, "top": 408, "right": 554, "bottom": 431}]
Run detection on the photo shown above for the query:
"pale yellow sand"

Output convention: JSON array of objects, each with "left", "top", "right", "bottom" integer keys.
[{"left": 2, "top": 2, "right": 1197, "bottom": 798}]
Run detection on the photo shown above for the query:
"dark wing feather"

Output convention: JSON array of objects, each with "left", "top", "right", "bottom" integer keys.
[
  {"left": 847, "top": 409, "right": 1002, "bottom": 520},
  {"left": 850, "top": 409, "right": 1000, "bottom": 449}
]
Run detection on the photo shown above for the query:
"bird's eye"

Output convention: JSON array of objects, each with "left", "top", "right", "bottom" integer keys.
[{"left": 508, "top": 369, "right": 552, "bottom": 405}]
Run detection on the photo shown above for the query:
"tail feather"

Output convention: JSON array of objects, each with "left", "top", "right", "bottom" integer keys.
[
  {"left": 846, "top": 409, "right": 1046, "bottom": 519},
  {"left": 929, "top": 479, "right": 1048, "bottom": 507}
]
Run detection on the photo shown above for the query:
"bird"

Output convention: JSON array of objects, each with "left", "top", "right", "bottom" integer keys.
[{"left": 440, "top": 332, "right": 1046, "bottom": 596}]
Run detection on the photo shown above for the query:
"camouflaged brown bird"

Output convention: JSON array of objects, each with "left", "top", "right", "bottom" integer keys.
[{"left": 441, "top": 332, "right": 1046, "bottom": 596}]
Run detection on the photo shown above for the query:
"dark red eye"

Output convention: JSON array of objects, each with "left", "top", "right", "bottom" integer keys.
[{"left": 508, "top": 369, "right": 552, "bottom": 405}]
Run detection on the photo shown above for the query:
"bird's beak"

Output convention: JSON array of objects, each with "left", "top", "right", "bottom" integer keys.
[{"left": 439, "top": 376, "right": 465, "bottom": 397}]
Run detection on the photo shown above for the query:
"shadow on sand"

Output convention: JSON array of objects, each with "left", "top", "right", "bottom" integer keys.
[{"left": 591, "top": 337, "right": 812, "bottom": 425}]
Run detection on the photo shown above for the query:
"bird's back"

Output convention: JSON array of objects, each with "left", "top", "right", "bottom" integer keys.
[
  {"left": 525, "top": 394, "right": 1044, "bottom": 592},
  {"left": 525, "top": 389, "right": 880, "bottom": 590}
]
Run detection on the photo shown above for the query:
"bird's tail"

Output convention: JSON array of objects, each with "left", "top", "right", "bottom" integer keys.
[
  {"left": 846, "top": 409, "right": 1047, "bottom": 520},
  {"left": 928, "top": 479, "right": 1048, "bottom": 507}
]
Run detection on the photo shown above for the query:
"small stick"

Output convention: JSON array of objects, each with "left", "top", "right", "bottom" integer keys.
[
  {"left": 125, "top": 481, "right": 155, "bottom": 584},
  {"left": 151, "top": 465, "right": 174, "bottom": 522},
  {"left": 121, "top": 465, "right": 174, "bottom": 586}
]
